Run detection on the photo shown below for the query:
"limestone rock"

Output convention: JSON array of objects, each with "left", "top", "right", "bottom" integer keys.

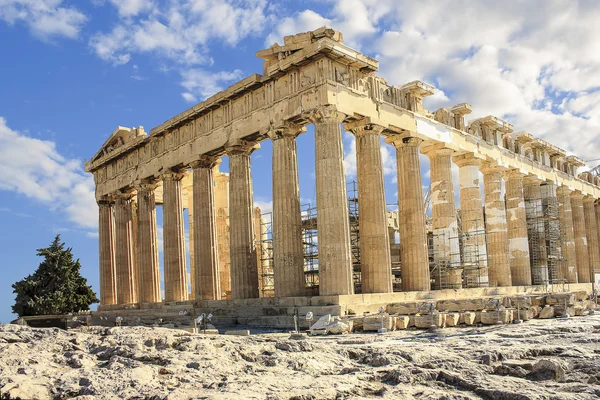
[
  {"left": 572, "top": 291, "right": 588, "bottom": 301},
  {"left": 396, "top": 316, "right": 411, "bottom": 330},
  {"left": 528, "top": 359, "right": 567, "bottom": 382},
  {"left": 511, "top": 296, "right": 532, "bottom": 308},
  {"left": 310, "top": 314, "right": 331, "bottom": 331},
  {"left": 553, "top": 306, "right": 575, "bottom": 317},
  {"left": 515, "top": 307, "right": 535, "bottom": 321},
  {"left": 363, "top": 314, "right": 395, "bottom": 331},
  {"left": 225, "top": 330, "right": 250, "bottom": 336},
  {"left": 480, "top": 310, "right": 511, "bottom": 325},
  {"left": 545, "top": 293, "right": 575, "bottom": 306},
  {"left": 414, "top": 313, "right": 444, "bottom": 329},
  {"left": 445, "top": 313, "right": 460, "bottom": 327},
  {"left": 326, "top": 321, "right": 351, "bottom": 335},
  {"left": 436, "top": 298, "right": 486, "bottom": 312},
  {"left": 460, "top": 312, "right": 476, "bottom": 325},
  {"left": 0, "top": 380, "right": 50, "bottom": 400},
  {"left": 386, "top": 302, "right": 421, "bottom": 315},
  {"left": 538, "top": 306, "right": 555, "bottom": 319}
]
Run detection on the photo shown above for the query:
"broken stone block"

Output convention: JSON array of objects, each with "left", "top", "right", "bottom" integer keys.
[
  {"left": 538, "top": 306, "right": 555, "bottom": 319},
  {"left": 414, "top": 313, "right": 444, "bottom": 329},
  {"left": 460, "top": 312, "right": 476, "bottom": 326},
  {"left": 224, "top": 330, "right": 250, "bottom": 336},
  {"left": 545, "top": 293, "right": 575, "bottom": 306},
  {"left": 511, "top": 296, "right": 532, "bottom": 309},
  {"left": 584, "top": 300, "right": 597, "bottom": 310},
  {"left": 528, "top": 359, "right": 567, "bottom": 382},
  {"left": 445, "top": 313, "right": 460, "bottom": 327},
  {"left": 386, "top": 301, "right": 421, "bottom": 315},
  {"left": 515, "top": 307, "right": 535, "bottom": 321},
  {"left": 363, "top": 314, "right": 395, "bottom": 332},
  {"left": 474, "top": 311, "right": 482, "bottom": 324},
  {"left": 310, "top": 314, "right": 331, "bottom": 331},
  {"left": 326, "top": 321, "right": 351, "bottom": 335},
  {"left": 480, "top": 310, "right": 511, "bottom": 325},
  {"left": 396, "top": 316, "right": 410, "bottom": 330},
  {"left": 573, "top": 305, "right": 585, "bottom": 316},
  {"left": 553, "top": 305, "right": 575, "bottom": 317},
  {"left": 484, "top": 298, "right": 504, "bottom": 311},
  {"left": 436, "top": 298, "right": 487, "bottom": 312},
  {"left": 530, "top": 296, "right": 546, "bottom": 307},
  {"left": 572, "top": 291, "right": 588, "bottom": 301}
]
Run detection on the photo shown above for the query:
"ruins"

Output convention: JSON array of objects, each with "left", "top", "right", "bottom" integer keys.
[{"left": 85, "top": 27, "right": 599, "bottom": 327}]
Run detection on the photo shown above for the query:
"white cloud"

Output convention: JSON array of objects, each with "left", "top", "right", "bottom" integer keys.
[
  {"left": 180, "top": 68, "right": 244, "bottom": 101},
  {"left": 265, "top": 9, "right": 331, "bottom": 46},
  {"left": 109, "top": 0, "right": 152, "bottom": 17},
  {"left": 0, "top": 0, "right": 87, "bottom": 40},
  {"left": 0, "top": 117, "right": 97, "bottom": 231}
]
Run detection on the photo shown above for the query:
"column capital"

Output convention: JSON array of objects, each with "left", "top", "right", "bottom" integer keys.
[
  {"left": 452, "top": 152, "right": 484, "bottom": 168},
  {"left": 583, "top": 194, "right": 596, "bottom": 204},
  {"left": 385, "top": 134, "right": 423, "bottom": 149},
  {"left": 480, "top": 161, "right": 508, "bottom": 175},
  {"left": 97, "top": 194, "right": 115, "bottom": 205},
  {"left": 161, "top": 170, "right": 187, "bottom": 181},
  {"left": 190, "top": 155, "right": 221, "bottom": 169},
  {"left": 556, "top": 185, "right": 573, "bottom": 196},
  {"left": 134, "top": 177, "right": 160, "bottom": 192},
  {"left": 522, "top": 174, "right": 543, "bottom": 186},
  {"left": 421, "top": 142, "right": 455, "bottom": 158},
  {"left": 343, "top": 118, "right": 385, "bottom": 137},
  {"left": 225, "top": 140, "right": 260, "bottom": 156},
  {"left": 570, "top": 190, "right": 585, "bottom": 200},
  {"left": 307, "top": 105, "right": 346, "bottom": 124},
  {"left": 503, "top": 168, "right": 526, "bottom": 180},
  {"left": 114, "top": 190, "right": 136, "bottom": 201},
  {"left": 267, "top": 121, "right": 306, "bottom": 140}
]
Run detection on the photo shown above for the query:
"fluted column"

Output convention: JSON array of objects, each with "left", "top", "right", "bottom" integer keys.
[
  {"left": 136, "top": 182, "right": 161, "bottom": 303},
  {"left": 214, "top": 170, "right": 231, "bottom": 298},
  {"left": 191, "top": 156, "right": 222, "bottom": 300},
  {"left": 557, "top": 186, "right": 578, "bottom": 283},
  {"left": 98, "top": 198, "right": 117, "bottom": 305},
  {"left": 504, "top": 170, "right": 532, "bottom": 285},
  {"left": 345, "top": 121, "right": 393, "bottom": 293},
  {"left": 583, "top": 195, "right": 600, "bottom": 281},
  {"left": 481, "top": 163, "right": 511, "bottom": 287},
  {"left": 389, "top": 135, "right": 430, "bottom": 292},
  {"left": 162, "top": 171, "right": 188, "bottom": 302},
  {"left": 228, "top": 142, "right": 260, "bottom": 299},
  {"left": 187, "top": 186, "right": 195, "bottom": 297},
  {"left": 523, "top": 176, "right": 548, "bottom": 284},
  {"left": 453, "top": 153, "right": 488, "bottom": 287},
  {"left": 422, "top": 145, "right": 461, "bottom": 289},
  {"left": 269, "top": 124, "right": 306, "bottom": 297},
  {"left": 571, "top": 191, "right": 590, "bottom": 283},
  {"left": 114, "top": 193, "right": 137, "bottom": 304},
  {"left": 310, "top": 106, "right": 354, "bottom": 296}
]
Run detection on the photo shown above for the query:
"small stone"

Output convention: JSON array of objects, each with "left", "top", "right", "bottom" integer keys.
[
  {"left": 325, "top": 321, "right": 350, "bottom": 335},
  {"left": 396, "top": 316, "right": 410, "bottom": 330},
  {"left": 310, "top": 314, "right": 331, "bottom": 331},
  {"left": 460, "top": 312, "right": 476, "bottom": 326},
  {"left": 528, "top": 359, "right": 566, "bottom": 382},
  {"left": 158, "top": 368, "right": 173, "bottom": 375},
  {"left": 538, "top": 306, "right": 555, "bottom": 319},
  {"left": 445, "top": 313, "right": 460, "bottom": 327}
]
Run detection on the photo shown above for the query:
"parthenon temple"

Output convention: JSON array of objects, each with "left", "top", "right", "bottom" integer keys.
[{"left": 86, "top": 28, "right": 599, "bottom": 325}]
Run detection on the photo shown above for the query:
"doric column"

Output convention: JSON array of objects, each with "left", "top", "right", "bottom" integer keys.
[
  {"left": 310, "top": 106, "right": 354, "bottom": 296},
  {"left": 595, "top": 200, "right": 600, "bottom": 280},
  {"left": 227, "top": 141, "right": 260, "bottom": 299},
  {"left": 114, "top": 192, "right": 137, "bottom": 304},
  {"left": 269, "top": 124, "right": 306, "bottom": 297},
  {"left": 136, "top": 181, "right": 161, "bottom": 303},
  {"left": 345, "top": 121, "right": 393, "bottom": 293},
  {"left": 422, "top": 145, "right": 461, "bottom": 289},
  {"left": 191, "top": 156, "right": 222, "bottom": 301},
  {"left": 481, "top": 163, "right": 511, "bottom": 287},
  {"left": 453, "top": 153, "right": 488, "bottom": 287},
  {"left": 570, "top": 191, "right": 590, "bottom": 283},
  {"left": 523, "top": 176, "right": 549, "bottom": 284},
  {"left": 389, "top": 135, "right": 430, "bottom": 292},
  {"left": 214, "top": 170, "right": 230, "bottom": 298},
  {"left": 98, "top": 198, "right": 117, "bottom": 305},
  {"left": 557, "top": 186, "right": 578, "bottom": 283},
  {"left": 162, "top": 171, "right": 188, "bottom": 302},
  {"left": 504, "top": 170, "right": 532, "bottom": 285},
  {"left": 187, "top": 185, "right": 195, "bottom": 297},
  {"left": 583, "top": 195, "right": 600, "bottom": 281}
]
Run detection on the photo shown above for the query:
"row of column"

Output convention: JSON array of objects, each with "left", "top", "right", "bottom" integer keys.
[{"left": 99, "top": 107, "right": 600, "bottom": 305}]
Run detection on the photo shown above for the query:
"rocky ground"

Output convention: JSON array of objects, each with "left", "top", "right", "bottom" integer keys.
[{"left": 1, "top": 315, "right": 600, "bottom": 400}]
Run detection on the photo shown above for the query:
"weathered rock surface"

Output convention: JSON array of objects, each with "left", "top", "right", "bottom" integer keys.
[{"left": 1, "top": 314, "right": 599, "bottom": 399}]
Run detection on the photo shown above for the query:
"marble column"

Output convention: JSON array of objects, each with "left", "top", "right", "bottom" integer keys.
[
  {"left": 346, "top": 122, "right": 393, "bottom": 293},
  {"left": 136, "top": 182, "right": 161, "bottom": 303},
  {"left": 504, "top": 170, "right": 532, "bottom": 285},
  {"left": 423, "top": 145, "right": 461, "bottom": 289},
  {"left": 191, "top": 157, "right": 222, "bottom": 301},
  {"left": 270, "top": 125, "right": 306, "bottom": 297},
  {"left": 453, "top": 153, "right": 488, "bottom": 287},
  {"left": 98, "top": 198, "right": 117, "bottom": 305},
  {"left": 390, "top": 135, "right": 430, "bottom": 292},
  {"left": 557, "top": 186, "right": 578, "bottom": 283},
  {"left": 228, "top": 142, "right": 260, "bottom": 299},
  {"left": 570, "top": 191, "right": 590, "bottom": 283},
  {"left": 114, "top": 193, "right": 137, "bottom": 304},
  {"left": 583, "top": 195, "right": 600, "bottom": 281},
  {"left": 310, "top": 106, "right": 354, "bottom": 296},
  {"left": 162, "top": 171, "right": 188, "bottom": 302},
  {"left": 214, "top": 171, "right": 231, "bottom": 298},
  {"left": 595, "top": 200, "right": 600, "bottom": 280},
  {"left": 187, "top": 189, "right": 195, "bottom": 298},
  {"left": 523, "top": 176, "right": 548, "bottom": 284},
  {"left": 481, "top": 163, "right": 511, "bottom": 287}
]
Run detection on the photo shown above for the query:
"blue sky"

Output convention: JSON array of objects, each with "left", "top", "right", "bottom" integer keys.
[{"left": 1, "top": 0, "right": 600, "bottom": 323}]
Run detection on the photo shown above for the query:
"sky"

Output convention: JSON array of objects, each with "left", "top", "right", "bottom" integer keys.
[{"left": 1, "top": 0, "right": 600, "bottom": 323}]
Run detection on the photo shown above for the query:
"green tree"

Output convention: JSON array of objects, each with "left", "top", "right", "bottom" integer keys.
[{"left": 12, "top": 235, "right": 99, "bottom": 317}]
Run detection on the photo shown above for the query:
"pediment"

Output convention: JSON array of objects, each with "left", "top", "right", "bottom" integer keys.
[{"left": 88, "top": 126, "right": 147, "bottom": 165}]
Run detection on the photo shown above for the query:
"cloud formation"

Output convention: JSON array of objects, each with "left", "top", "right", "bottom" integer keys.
[{"left": 0, "top": 117, "right": 97, "bottom": 231}]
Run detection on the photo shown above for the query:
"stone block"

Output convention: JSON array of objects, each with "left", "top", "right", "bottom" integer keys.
[
  {"left": 515, "top": 307, "right": 535, "bottom": 321},
  {"left": 573, "top": 291, "right": 588, "bottom": 301},
  {"left": 460, "top": 312, "right": 476, "bottom": 326},
  {"left": 386, "top": 301, "right": 421, "bottom": 315},
  {"left": 480, "top": 310, "right": 511, "bottom": 325},
  {"left": 545, "top": 293, "right": 575, "bottom": 306},
  {"left": 553, "top": 306, "right": 575, "bottom": 317},
  {"left": 363, "top": 314, "right": 395, "bottom": 331},
  {"left": 584, "top": 300, "right": 597, "bottom": 310},
  {"left": 573, "top": 305, "right": 585, "bottom": 316},
  {"left": 414, "top": 313, "right": 444, "bottom": 329},
  {"left": 511, "top": 296, "right": 532, "bottom": 308},
  {"left": 538, "top": 306, "right": 554, "bottom": 319},
  {"left": 445, "top": 313, "right": 460, "bottom": 327},
  {"left": 224, "top": 330, "right": 250, "bottom": 336},
  {"left": 396, "top": 316, "right": 411, "bottom": 329},
  {"left": 484, "top": 298, "right": 504, "bottom": 311},
  {"left": 309, "top": 314, "right": 331, "bottom": 331},
  {"left": 529, "top": 296, "right": 546, "bottom": 307},
  {"left": 436, "top": 298, "right": 487, "bottom": 312},
  {"left": 326, "top": 321, "right": 351, "bottom": 334}
]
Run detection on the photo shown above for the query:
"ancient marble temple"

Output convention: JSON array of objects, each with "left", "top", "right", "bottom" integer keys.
[{"left": 85, "top": 27, "right": 600, "bottom": 309}]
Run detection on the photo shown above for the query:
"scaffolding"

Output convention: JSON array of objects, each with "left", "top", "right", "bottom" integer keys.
[
  {"left": 301, "top": 203, "right": 319, "bottom": 293},
  {"left": 257, "top": 211, "right": 274, "bottom": 298},
  {"left": 347, "top": 181, "right": 362, "bottom": 293},
  {"left": 526, "top": 183, "right": 563, "bottom": 285}
]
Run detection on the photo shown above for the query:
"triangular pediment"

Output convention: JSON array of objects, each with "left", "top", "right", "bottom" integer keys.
[{"left": 88, "top": 126, "right": 147, "bottom": 165}]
